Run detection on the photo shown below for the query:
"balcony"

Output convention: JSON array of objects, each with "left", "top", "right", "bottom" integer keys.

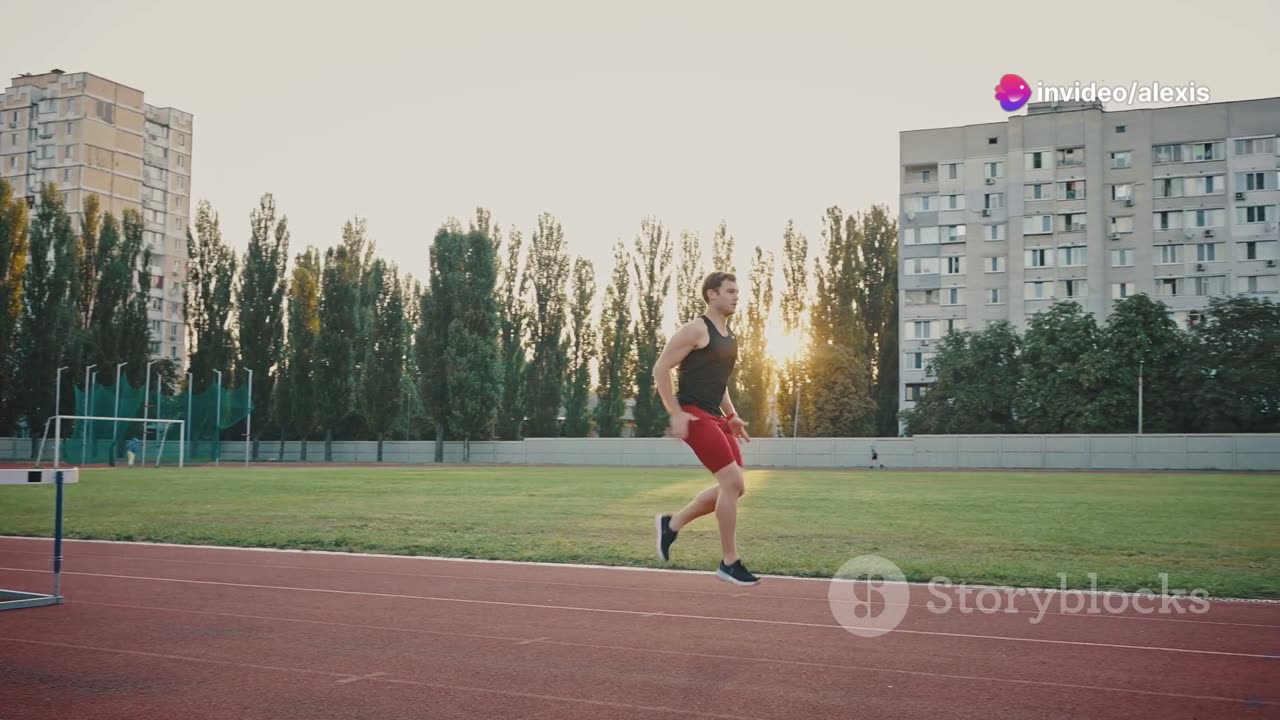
[{"left": 143, "top": 151, "right": 167, "bottom": 168}]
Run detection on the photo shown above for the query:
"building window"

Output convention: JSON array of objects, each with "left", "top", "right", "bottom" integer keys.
[
  {"left": 1155, "top": 177, "right": 1184, "bottom": 198},
  {"left": 1023, "top": 215, "right": 1053, "bottom": 235},
  {"left": 1241, "top": 242, "right": 1259, "bottom": 261},
  {"left": 944, "top": 256, "right": 964, "bottom": 275},
  {"left": 1237, "top": 171, "right": 1274, "bottom": 192},
  {"left": 1059, "top": 180, "right": 1085, "bottom": 200},
  {"left": 945, "top": 225, "right": 966, "bottom": 242},
  {"left": 1186, "top": 175, "right": 1224, "bottom": 196},
  {"left": 1061, "top": 279, "right": 1087, "bottom": 298},
  {"left": 1238, "top": 205, "right": 1276, "bottom": 224},
  {"left": 1158, "top": 245, "right": 1181, "bottom": 264},
  {"left": 1196, "top": 243, "right": 1219, "bottom": 262},
  {"left": 1057, "top": 147, "right": 1084, "bottom": 166},
  {"left": 906, "top": 384, "right": 929, "bottom": 401},
  {"left": 1112, "top": 282, "right": 1134, "bottom": 299},
  {"left": 905, "top": 227, "right": 939, "bottom": 245},
  {"left": 1110, "top": 216, "right": 1134, "bottom": 234},
  {"left": 1058, "top": 246, "right": 1087, "bottom": 267},
  {"left": 1112, "top": 249, "right": 1134, "bottom": 267},
  {"left": 944, "top": 194, "right": 964, "bottom": 210},
  {"left": 986, "top": 224, "right": 1006, "bottom": 241},
  {"left": 1153, "top": 144, "right": 1182, "bottom": 163},
  {"left": 1115, "top": 125, "right": 1126, "bottom": 134},
  {"left": 905, "top": 258, "right": 940, "bottom": 275},
  {"left": 942, "top": 163, "right": 959, "bottom": 180},
  {"left": 1110, "top": 151, "right": 1131, "bottom": 169},
  {"left": 944, "top": 287, "right": 963, "bottom": 305},
  {"left": 1026, "top": 183, "right": 1050, "bottom": 201},
  {"left": 1235, "top": 137, "right": 1276, "bottom": 155},
  {"left": 988, "top": 137, "right": 998, "bottom": 145},
  {"left": 1154, "top": 211, "right": 1183, "bottom": 230},
  {"left": 913, "top": 321, "right": 933, "bottom": 339},
  {"left": 944, "top": 319, "right": 964, "bottom": 334},
  {"left": 987, "top": 288, "right": 1004, "bottom": 305},
  {"left": 1156, "top": 278, "right": 1180, "bottom": 297},
  {"left": 1059, "top": 213, "right": 1087, "bottom": 233},
  {"left": 1185, "top": 208, "right": 1225, "bottom": 228},
  {"left": 984, "top": 161, "right": 1003, "bottom": 179},
  {"left": 1026, "top": 248, "right": 1053, "bottom": 268},
  {"left": 1190, "top": 142, "right": 1223, "bottom": 162},
  {"left": 1024, "top": 281, "right": 1053, "bottom": 300},
  {"left": 1111, "top": 184, "right": 1134, "bottom": 201},
  {"left": 984, "top": 193, "right": 1004, "bottom": 210},
  {"left": 906, "top": 290, "right": 940, "bottom": 306},
  {"left": 1025, "top": 151, "right": 1047, "bottom": 170},
  {"left": 985, "top": 256, "right": 1006, "bottom": 273},
  {"left": 1194, "top": 276, "right": 1227, "bottom": 297}
]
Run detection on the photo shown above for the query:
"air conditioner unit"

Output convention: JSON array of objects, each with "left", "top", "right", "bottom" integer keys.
[
  {"left": 985, "top": 178, "right": 995, "bottom": 185},
  {"left": 1108, "top": 233, "right": 1120, "bottom": 241},
  {"left": 1124, "top": 198, "right": 1134, "bottom": 207},
  {"left": 1266, "top": 259, "right": 1277, "bottom": 268},
  {"left": 1204, "top": 229, "right": 1214, "bottom": 237},
  {"left": 981, "top": 209, "right": 991, "bottom": 217},
  {"left": 1065, "top": 191, "right": 1077, "bottom": 199},
  {"left": 1195, "top": 263, "right": 1206, "bottom": 272},
  {"left": 7, "top": 122, "right": 15, "bottom": 128}
]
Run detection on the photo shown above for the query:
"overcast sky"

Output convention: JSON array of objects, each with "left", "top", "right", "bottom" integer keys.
[{"left": 4, "top": 0, "right": 1277, "bottom": 340}]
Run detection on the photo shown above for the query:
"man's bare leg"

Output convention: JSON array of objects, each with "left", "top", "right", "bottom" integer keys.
[
  {"left": 669, "top": 485, "right": 718, "bottom": 531},
  {"left": 711, "top": 463, "right": 746, "bottom": 564}
]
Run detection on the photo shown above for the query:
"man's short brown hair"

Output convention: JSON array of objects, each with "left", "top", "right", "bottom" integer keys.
[{"left": 702, "top": 271, "right": 736, "bottom": 302}]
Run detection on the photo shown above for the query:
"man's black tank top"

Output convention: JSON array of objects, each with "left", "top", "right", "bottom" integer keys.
[{"left": 676, "top": 315, "right": 737, "bottom": 416}]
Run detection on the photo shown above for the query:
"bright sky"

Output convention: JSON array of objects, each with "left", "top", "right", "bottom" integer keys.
[{"left": 4, "top": 0, "right": 1278, "bottom": 362}]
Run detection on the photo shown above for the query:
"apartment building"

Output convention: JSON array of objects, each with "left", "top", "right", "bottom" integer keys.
[
  {"left": 0, "top": 69, "right": 193, "bottom": 365},
  {"left": 898, "top": 97, "right": 1280, "bottom": 425}
]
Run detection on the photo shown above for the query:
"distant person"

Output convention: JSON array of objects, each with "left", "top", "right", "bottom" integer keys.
[
  {"left": 651, "top": 272, "right": 759, "bottom": 586},
  {"left": 126, "top": 437, "right": 140, "bottom": 467}
]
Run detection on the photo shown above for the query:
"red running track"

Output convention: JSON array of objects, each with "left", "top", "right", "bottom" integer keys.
[{"left": 1, "top": 537, "right": 1277, "bottom": 719}]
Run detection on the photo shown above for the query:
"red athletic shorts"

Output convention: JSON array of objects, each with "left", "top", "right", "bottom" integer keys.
[{"left": 680, "top": 405, "right": 744, "bottom": 473}]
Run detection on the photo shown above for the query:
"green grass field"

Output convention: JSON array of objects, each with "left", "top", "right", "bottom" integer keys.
[{"left": 1, "top": 466, "right": 1277, "bottom": 598}]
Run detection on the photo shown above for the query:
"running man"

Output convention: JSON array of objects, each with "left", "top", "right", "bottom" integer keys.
[{"left": 652, "top": 271, "right": 760, "bottom": 586}]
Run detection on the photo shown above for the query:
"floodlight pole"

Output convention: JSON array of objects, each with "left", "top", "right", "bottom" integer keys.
[
  {"left": 214, "top": 370, "right": 222, "bottom": 466},
  {"left": 82, "top": 365, "right": 96, "bottom": 465},
  {"left": 112, "top": 362, "right": 126, "bottom": 467},
  {"left": 142, "top": 360, "right": 156, "bottom": 465},
  {"left": 245, "top": 368, "right": 253, "bottom": 467},
  {"left": 187, "top": 373, "right": 193, "bottom": 461},
  {"left": 1138, "top": 361, "right": 1144, "bottom": 435}
]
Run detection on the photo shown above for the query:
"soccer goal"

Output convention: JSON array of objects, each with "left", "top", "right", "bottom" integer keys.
[{"left": 35, "top": 415, "right": 186, "bottom": 468}]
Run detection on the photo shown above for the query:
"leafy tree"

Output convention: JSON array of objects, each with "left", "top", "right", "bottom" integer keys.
[
  {"left": 0, "top": 179, "right": 30, "bottom": 434},
  {"left": 712, "top": 220, "right": 736, "bottom": 274},
  {"left": 595, "top": 241, "right": 634, "bottom": 437},
  {"left": 563, "top": 257, "right": 596, "bottom": 437},
  {"left": 900, "top": 321, "right": 1022, "bottom": 435},
  {"left": 675, "top": 230, "right": 705, "bottom": 326},
  {"left": 1014, "top": 302, "right": 1112, "bottom": 433},
  {"left": 733, "top": 247, "right": 775, "bottom": 435},
  {"left": 524, "top": 213, "right": 570, "bottom": 437},
  {"left": 360, "top": 259, "right": 409, "bottom": 460},
  {"left": 631, "top": 217, "right": 675, "bottom": 437},
  {"left": 17, "top": 185, "right": 81, "bottom": 456},
  {"left": 237, "top": 194, "right": 289, "bottom": 458},
  {"left": 283, "top": 247, "right": 321, "bottom": 459},
  {"left": 1184, "top": 296, "right": 1280, "bottom": 432},
  {"left": 185, "top": 201, "right": 237, "bottom": 394}
]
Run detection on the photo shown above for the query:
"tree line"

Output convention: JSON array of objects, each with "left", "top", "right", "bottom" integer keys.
[
  {"left": 901, "top": 294, "right": 1280, "bottom": 434},
  {"left": 0, "top": 182, "right": 904, "bottom": 459}
]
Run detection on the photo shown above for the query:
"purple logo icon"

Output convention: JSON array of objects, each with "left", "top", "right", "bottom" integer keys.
[{"left": 996, "top": 74, "right": 1030, "bottom": 112}]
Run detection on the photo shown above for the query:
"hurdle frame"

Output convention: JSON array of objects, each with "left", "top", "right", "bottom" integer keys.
[{"left": 0, "top": 468, "right": 75, "bottom": 611}]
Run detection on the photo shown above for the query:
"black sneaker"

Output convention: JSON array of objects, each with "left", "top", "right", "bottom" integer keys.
[
  {"left": 716, "top": 559, "right": 761, "bottom": 586},
  {"left": 655, "top": 514, "right": 678, "bottom": 562}
]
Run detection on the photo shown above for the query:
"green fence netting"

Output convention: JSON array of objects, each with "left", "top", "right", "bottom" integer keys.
[{"left": 55, "top": 378, "right": 252, "bottom": 465}]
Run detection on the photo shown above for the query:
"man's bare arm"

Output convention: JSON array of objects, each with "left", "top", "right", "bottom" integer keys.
[
  {"left": 720, "top": 388, "right": 739, "bottom": 418},
  {"left": 653, "top": 322, "right": 704, "bottom": 416}
]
